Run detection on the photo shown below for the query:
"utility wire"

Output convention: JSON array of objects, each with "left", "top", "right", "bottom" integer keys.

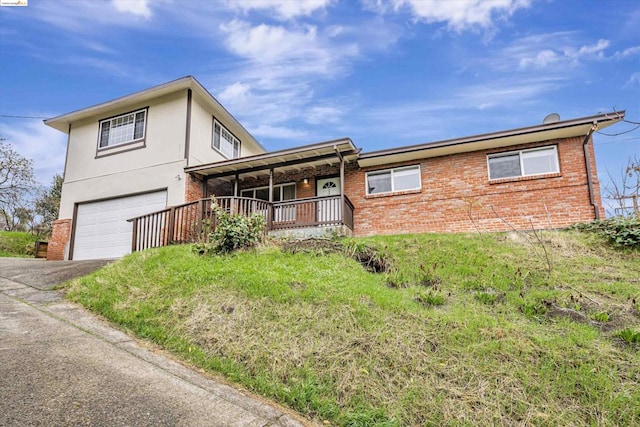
[
  {"left": 595, "top": 136, "right": 640, "bottom": 145},
  {"left": 596, "top": 124, "right": 640, "bottom": 137},
  {"left": 0, "top": 114, "right": 47, "bottom": 119}
]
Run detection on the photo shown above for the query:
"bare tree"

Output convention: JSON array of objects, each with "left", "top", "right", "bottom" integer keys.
[
  {"left": 605, "top": 156, "right": 639, "bottom": 217},
  {"left": 0, "top": 139, "right": 36, "bottom": 231},
  {"left": 34, "top": 173, "right": 63, "bottom": 236}
]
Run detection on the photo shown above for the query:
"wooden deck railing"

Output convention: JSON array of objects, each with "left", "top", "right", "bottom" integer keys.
[{"left": 129, "top": 195, "right": 354, "bottom": 252}]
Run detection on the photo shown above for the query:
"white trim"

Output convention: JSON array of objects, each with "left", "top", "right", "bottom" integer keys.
[
  {"left": 240, "top": 182, "right": 296, "bottom": 201},
  {"left": 98, "top": 108, "right": 146, "bottom": 150},
  {"left": 212, "top": 118, "right": 241, "bottom": 159},
  {"left": 365, "top": 164, "right": 421, "bottom": 196},
  {"left": 487, "top": 145, "right": 559, "bottom": 180}
]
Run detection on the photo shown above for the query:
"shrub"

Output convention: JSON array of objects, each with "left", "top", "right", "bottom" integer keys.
[
  {"left": 572, "top": 217, "right": 640, "bottom": 249},
  {"left": 206, "top": 201, "right": 265, "bottom": 254},
  {"left": 0, "top": 231, "right": 37, "bottom": 257}
]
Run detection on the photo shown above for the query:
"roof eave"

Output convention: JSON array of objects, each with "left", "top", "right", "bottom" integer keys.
[
  {"left": 185, "top": 137, "right": 359, "bottom": 177},
  {"left": 357, "top": 111, "right": 625, "bottom": 167},
  {"left": 43, "top": 76, "right": 266, "bottom": 152}
]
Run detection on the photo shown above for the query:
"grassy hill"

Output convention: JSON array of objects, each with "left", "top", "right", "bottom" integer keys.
[
  {"left": 0, "top": 231, "right": 37, "bottom": 257},
  {"left": 65, "top": 230, "right": 640, "bottom": 426}
]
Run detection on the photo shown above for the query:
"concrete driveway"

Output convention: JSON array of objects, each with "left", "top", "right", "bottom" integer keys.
[{"left": 0, "top": 258, "right": 306, "bottom": 426}]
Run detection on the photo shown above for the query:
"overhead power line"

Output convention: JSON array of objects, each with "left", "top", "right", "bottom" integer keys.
[{"left": 0, "top": 114, "right": 48, "bottom": 119}]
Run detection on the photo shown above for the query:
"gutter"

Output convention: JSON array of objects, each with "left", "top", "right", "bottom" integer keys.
[{"left": 582, "top": 122, "right": 600, "bottom": 220}]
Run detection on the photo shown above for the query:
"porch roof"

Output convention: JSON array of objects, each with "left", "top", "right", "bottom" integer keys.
[{"left": 185, "top": 138, "right": 360, "bottom": 179}]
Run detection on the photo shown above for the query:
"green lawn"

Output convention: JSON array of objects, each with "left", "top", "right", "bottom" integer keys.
[
  {"left": 0, "top": 231, "right": 37, "bottom": 257},
  {"left": 65, "top": 230, "right": 640, "bottom": 426}
]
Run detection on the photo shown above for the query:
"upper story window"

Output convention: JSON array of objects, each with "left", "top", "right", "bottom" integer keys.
[
  {"left": 366, "top": 165, "right": 421, "bottom": 195},
  {"left": 213, "top": 119, "right": 240, "bottom": 159},
  {"left": 487, "top": 145, "right": 559, "bottom": 180},
  {"left": 98, "top": 109, "right": 146, "bottom": 149}
]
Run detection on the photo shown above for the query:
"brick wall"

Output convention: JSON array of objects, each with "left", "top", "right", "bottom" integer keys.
[
  {"left": 47, "top": 218, "right": 71, "bottom": 260},
  {"left": 185, "top": 174, "right": 205, "bottom": 202},
  {"left": 345, "top": 136, "right": 602, "bottom": 236}
]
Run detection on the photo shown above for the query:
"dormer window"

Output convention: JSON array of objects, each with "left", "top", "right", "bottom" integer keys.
[
  {"left": 212, "top": 119, "right": 240, "bottom": 159},
  {"left": 98, "top": 109, "right": 147, "bottom": 149}
]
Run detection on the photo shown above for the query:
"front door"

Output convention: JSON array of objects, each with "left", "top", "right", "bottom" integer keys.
[{"left": 316, "top": 177, "right": 341, "bottom": 224}]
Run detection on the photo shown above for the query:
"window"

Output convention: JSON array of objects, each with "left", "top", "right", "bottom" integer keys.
[
  {"left": 241, "top": 183, "right": 296, "bottom": 202},
  {"left": 98, "top": 109, "right": 146, "bottom": 149},
  {"left": 213, "top": 119, "right": 240, "bottom": 159},
  {"left": 488, "top": 146, "right": 559, "bottom": 180},
  {"left": 366, "top": 165, "right": 421, "bottom": 195},
  {"left": 241, "top": 183, "right": 296, "bottom": 222}
]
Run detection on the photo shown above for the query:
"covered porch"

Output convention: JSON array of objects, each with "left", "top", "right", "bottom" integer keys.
[
  {"left": 128, "top": 139, "right": 360, "bottom": 252},
  {"left": 186, "top": 138, "right": 360, "bottom": 237}
]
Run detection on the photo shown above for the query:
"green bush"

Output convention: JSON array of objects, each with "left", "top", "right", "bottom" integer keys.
[
  {"left": 0, "top": 231, "right": 37, "bottom": 257},
  {"left": 572, "top": 217, "right": 640, "bottom": 249},
  {"left": 206, "top": 201, "right": 266, "bottom": 254}
]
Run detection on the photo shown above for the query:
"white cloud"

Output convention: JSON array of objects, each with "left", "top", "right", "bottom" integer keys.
[
  {"left": 0, "top": 119, "right": 67, "bottom": 185},
  {"left": 28, "top": 0, "right": 162, "bottom": 33},
  {"left": 224, "top": 0, "right": 333, "bottom": 19},
  {"left": 564, "top": 39, "right": 610, "bottom": 61},
  {"left": 613, "top": 46, "right": 640, "bottom": 60},
  {"left": 367, "top": 0, "right": 531, "bottom": 31},
  {"left": 112, "top": 0, "right": 152, "bottom": 18},
  {"left": 249, "top": 124, "right": 308, "bottom": 139},
  {"left": 212, "top": 19, "right": 360, "bottom": 140},
  {"left": 492, "top": 33, "right": 616, "bottom": 72},
  {"left": 518, "top": 49, "right": 560, "bottom": 69},
  {"left": 623, "top": 72, "right": 640, "bottom": 88},
  {"left": 306, "top": 105, "right": 346, "bottom": 125}
]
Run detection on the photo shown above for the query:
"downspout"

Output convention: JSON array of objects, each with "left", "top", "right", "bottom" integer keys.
[{"left": 582, "top": 122, "right": 600, "bottom": 219}]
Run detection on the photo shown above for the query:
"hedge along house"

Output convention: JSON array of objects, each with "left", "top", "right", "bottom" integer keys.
[{"left": 44, "top": 76, "right": 624, "bottom": 260}]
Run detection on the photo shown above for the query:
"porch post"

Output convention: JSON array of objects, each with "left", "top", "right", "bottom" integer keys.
[
  {"left": 335, "top": 146, "right": 345, "bottom": 222},
  {"left": 233, "top": 174, "right": 239, "bottom": 196},
  {"left": 267, "top": 168, "right": 274, "bottom": 230}
]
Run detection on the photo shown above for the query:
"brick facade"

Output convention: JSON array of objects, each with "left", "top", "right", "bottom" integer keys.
[
  {"left": 47, "top": 218, "right": 72, "bottom": 261},
  {"left": 201, "top": 136, "right": 601, "bottom": 237},
  {"left": 345, "top": 136, "right": 603, "bottom": 236},
  {"left": 185, "top": 174, "right": 206, "bottom": 202}
]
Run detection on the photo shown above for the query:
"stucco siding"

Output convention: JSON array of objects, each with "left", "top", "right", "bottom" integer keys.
[
  {"left": 188, "top": 92, "right": 264, "bottom": 166},
  {"left": 63, "top": 91, "right": 188, "bottom": 183},
  {"left": 58, "top": 161, "right": 186, "bottom": 219}
]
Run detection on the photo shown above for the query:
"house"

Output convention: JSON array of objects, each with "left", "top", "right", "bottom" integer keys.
[{"left": 44, "top": 76, "right": 624, "bottom": 260}]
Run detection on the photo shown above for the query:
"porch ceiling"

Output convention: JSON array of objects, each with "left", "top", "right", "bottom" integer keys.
[{"left": 185, "top": 138, "right": 360, "bottom": 180}]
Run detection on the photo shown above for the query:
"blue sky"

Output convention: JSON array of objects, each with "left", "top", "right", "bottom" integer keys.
[{"left": 1, "top": 0, "right": 638, "bottom": 211}]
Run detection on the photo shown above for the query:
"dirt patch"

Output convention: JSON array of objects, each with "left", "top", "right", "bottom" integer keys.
[
  {"left": 281, "top": 238, "right": 394, "bottom": 273},
  {"left": 280, "top": 238, "right": 343, "bottom": 255}
]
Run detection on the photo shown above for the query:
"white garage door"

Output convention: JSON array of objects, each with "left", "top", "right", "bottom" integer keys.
[{"left": 73, "top": 191, "right": 167, "bottom": 260}]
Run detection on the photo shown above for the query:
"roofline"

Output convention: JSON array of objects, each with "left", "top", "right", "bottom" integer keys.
[
  {"left": 185, "top": 137, "right": 357, "bottom": 173},
  {"left": 358, "top": 111, "right": 626, "bottom": 160},
  {"left": 43, "top": 75, "right": 266, "bottom": 152}
]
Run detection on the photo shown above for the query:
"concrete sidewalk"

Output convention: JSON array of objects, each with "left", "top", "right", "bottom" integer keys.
[{"left": 0, "top": 260, "right": 306, "bottom": 426}]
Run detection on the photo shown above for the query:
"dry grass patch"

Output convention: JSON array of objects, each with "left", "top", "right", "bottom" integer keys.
[{"left": 65, "top": 232, "right": 640, "bottom": 426}]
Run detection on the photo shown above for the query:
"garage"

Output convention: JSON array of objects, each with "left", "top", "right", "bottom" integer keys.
[{"left": 72, "top": 191, "right": 167, "bottom": 260}]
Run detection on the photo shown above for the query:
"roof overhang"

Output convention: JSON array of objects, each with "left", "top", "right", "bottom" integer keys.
[
  {"left": 357, "top": 111, "right": 625, "bottom": 168},
  {"left": 43, "top": 76, "right": 266, "bottom": 152},
  {"left": 185, "top": 138, "right": 360, "bottom": 180}
]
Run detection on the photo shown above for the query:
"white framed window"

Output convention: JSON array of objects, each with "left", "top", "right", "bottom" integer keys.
[
  {"left": 487, "top": 146, "right": 559, "bottom": 180},
  {"left": 241, "top": 183, "right": 296, "bottom": 222},
  {"left": 213, "top": 119, "right": 240, "bottom": 159},
  {"left": 366, "top": 165, "right": 421, "bottom": 195},
  {"left": 98, "top": 109, "right": 146, "bottom": 149},
  {"left": 240, "top": 183, "right": 296, "bottom": 202}
]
